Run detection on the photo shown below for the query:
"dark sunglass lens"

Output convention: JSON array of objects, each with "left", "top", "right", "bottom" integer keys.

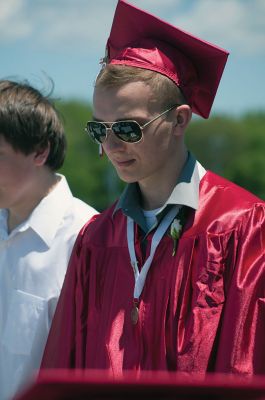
[
  {"left": 87, "top": 122, "right": 106, "bottom": 143},
  {"left": 112, "top": 121, "right": 142, "bottom": 143}
]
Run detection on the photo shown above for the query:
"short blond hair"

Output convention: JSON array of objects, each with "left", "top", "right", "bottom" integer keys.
[{"left": 95, "top": 64, "right": 187, "bottom": 109}]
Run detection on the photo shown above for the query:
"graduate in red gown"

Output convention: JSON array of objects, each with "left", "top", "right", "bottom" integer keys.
[{"left": 41, "top": 0, "right": 265, "bottom": 375}]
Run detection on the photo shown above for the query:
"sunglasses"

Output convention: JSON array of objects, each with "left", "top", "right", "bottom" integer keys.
[{"left": 85, "top": 104, "right": 179, "bottom": 144}]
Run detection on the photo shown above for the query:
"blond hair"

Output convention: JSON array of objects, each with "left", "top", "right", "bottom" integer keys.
[{"left": 95, "top": 65, "right": 187, "bottom": 109}]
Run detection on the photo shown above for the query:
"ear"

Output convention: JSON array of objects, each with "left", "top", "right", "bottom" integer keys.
[
  {"left": 172, "top": 104, "right": 192, "bottom": 136},
  {"left": 34, "top": 143, "right": 50, "bottom": 166}
]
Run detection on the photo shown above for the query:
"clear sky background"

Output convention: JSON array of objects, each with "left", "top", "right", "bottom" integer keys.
[{"left": 1, "top": 0, "right": 265, "bottom": 116}]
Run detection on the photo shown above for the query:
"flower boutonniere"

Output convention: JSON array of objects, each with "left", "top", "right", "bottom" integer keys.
[{"left": 170, "top": 218, "right": 182, "bottom": 256}]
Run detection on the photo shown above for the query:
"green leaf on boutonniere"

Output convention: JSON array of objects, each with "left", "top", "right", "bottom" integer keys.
[
  {"left": 170, "top": 218, "right": 182, "bottom": 256},
  {"left": 169, "top": 206, "right": 188, "bottom": 256}
]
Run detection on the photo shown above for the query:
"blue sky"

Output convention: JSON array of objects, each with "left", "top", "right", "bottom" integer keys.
[{"left": 1, "top": 0, "right": 265, "bottom": 116}]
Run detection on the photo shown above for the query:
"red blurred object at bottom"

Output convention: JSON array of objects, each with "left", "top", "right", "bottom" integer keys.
[{"left": 14, "top": 370, "right": 265, "bottom": 400}]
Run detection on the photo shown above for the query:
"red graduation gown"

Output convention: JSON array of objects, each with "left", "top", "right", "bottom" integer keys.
[{"left": 41, "top": 171, "right": 265, "bottom": 374}]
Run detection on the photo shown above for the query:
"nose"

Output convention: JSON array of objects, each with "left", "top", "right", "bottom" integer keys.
[{"left": 103, "top": 127, "right": 126, "bottom": 152}]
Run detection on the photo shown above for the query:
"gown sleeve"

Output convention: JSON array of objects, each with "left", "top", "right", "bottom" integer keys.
[
  {"left": 215, "top": 203, "right": 265, "bottom": 373},
  {"left": 41, "top": 227, "right": 91, "bottom": 369}
]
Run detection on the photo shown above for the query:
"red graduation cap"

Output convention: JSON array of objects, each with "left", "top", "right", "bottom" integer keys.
[{"left": 104, "top": 0, "right": 229, "bottom": 118}]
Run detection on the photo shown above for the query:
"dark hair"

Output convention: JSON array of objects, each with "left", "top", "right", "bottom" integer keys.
[
  {"left": 0, "top": 79, "right": 66, "bottom": 171},
  {"left": 95, "top": 64, "right": 187, "bottom": 109}
]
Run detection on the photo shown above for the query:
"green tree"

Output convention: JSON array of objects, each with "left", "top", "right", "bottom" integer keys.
[{"left": 186, "top": 112, "right": 265, "bottom": 199}]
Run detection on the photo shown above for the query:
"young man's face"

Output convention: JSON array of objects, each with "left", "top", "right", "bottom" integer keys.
[
  {"left": 93, "top": 81, "right": 181, "bottom": 189},
  {"left": 0, "top": 135, "right": 37, "bottom": 210}
]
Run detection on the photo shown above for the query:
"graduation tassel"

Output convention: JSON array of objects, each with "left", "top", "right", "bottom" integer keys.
[{"left": 99, "top": 144, "right": 103, "bottom": 157}]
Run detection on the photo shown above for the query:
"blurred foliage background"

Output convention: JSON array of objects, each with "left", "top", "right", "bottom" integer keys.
[{"left": 57, "top": 100, "right": 265, "bottom": 211}]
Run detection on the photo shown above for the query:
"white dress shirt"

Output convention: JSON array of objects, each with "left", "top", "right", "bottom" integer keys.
[{"left": 0, "top": 174, "right": 97, "bottom": 400}]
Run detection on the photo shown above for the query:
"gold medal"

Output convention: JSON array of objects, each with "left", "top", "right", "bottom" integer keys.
[{"left": 131, "top": 304, "right": 139, "bottom": 325}]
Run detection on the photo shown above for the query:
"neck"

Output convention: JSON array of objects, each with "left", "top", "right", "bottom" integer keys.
[
  {"left": 8, "top": 172, "right": 59, "bottom": 233},
  {"left": 139, "top": 150, "right": 188, "bottom": 210}
]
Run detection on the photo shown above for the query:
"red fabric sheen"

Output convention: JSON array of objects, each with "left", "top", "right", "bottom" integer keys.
[{"left": 41, "top": 171, "right": 265, "bottom": 374}]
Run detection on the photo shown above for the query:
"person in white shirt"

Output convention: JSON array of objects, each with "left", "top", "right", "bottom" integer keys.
[{"left": 0, "top": 80, "right": 98, "bottom": 400}]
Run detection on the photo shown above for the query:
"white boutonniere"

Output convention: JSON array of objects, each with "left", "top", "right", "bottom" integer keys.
[{"left": 170, "top": 218, "right": 182, "bottom": 256}]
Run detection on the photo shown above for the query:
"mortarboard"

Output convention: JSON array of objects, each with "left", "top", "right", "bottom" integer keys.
[{"left": 104, "top": 0, "right": 229, "bottom": 118}]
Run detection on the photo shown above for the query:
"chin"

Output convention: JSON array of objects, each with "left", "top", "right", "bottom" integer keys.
[{"left": 116, "top": 171, "right": 138, "bottom": 184}]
